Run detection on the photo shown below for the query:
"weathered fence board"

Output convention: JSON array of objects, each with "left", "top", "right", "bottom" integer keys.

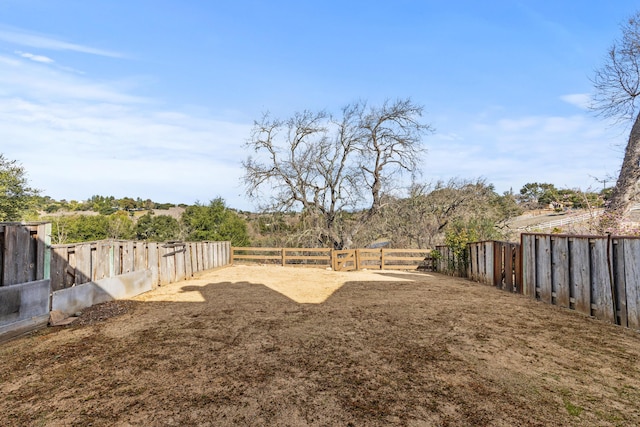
[
  {"left": 50, "top": 240, "right": 231, "bottom": 290},
  {"left": 523, "top": 235, "right": 536, "bottom": 298},
  {"left": 537, "top": 235, "right": 552, "bottom": 304},
  {"left": 148, "top": 242, "right": 159, "bottom": 286},
  {"left": 459, "top": 233, "right": 640, "bottom": 331},
  {"left": 552, "top": 237, "right": 570, "bottom": 308},
  {"left": 624, "top": 239, "right": 640, "bottom": 329},
  {"left": 570, "top": 237, "right": 591, "bottom": 316},
  {"left": 591, "top": 239, "right": 615, "bottom": 323},
  {"left": 0, "top": 223, "right": 50, "bottom": 286},
  {"left": 614, "top": 240, "right": 628, "bottom": 327}
]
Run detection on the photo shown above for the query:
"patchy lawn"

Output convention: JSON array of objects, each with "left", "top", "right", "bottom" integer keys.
[{"left": 2, "top": 265, "right": 640, "bottom": 426}]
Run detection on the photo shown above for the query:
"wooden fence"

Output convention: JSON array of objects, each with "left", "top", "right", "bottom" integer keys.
[
  {"left": 0, "top": 222, "right": 51, "bottom": 286},
  {"left": 436, "top": 233, "right": 640, "bottom": 330},
  {"left": 51, "top": 240, "right": 231, "bottom": 291},
  {"left": 521, "top": 233, "right": 640, "bottom": 329},
  {"left": 232, "top": 247, "right": 432, "bottom": 272}
]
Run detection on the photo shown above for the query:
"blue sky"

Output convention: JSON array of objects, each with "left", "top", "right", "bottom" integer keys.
[{"left": 0, "top": 1, "right": 637, "bottom": 211}]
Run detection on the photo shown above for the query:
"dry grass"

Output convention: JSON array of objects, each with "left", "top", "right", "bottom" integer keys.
[{"left": 2, "top": 266, "right": 640, "bottom": 426}]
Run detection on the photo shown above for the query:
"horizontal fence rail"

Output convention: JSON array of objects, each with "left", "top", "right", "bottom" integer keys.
[{"left": 232, "top": 247, "right": 432, "bottom": 272}]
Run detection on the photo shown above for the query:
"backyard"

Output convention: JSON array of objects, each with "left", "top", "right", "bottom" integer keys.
[{"left": 2, "top": 265, "right": 640, "bottom": 426}]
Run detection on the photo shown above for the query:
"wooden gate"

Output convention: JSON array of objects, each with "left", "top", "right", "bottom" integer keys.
[{"left": 332, "top": 250, "right": 357, "bottom": 272}]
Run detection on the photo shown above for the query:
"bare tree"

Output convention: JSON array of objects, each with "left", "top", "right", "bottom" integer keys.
[
  {"left": 243, "top": 99, "right": 432, "bottom": 249},
  {"left": 593, "top": 12, "right": 640, "bottom": 231},
  {"left": 361, "top": 178, "right": 519, "bottom": 248}
]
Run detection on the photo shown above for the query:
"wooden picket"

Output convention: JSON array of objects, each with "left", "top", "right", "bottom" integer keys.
[
  {"left": 50, "top": 240, "right": 231, "bottom": 290},
  {"left": 446, "top": 233, "right": 640, "bottom": 330}
]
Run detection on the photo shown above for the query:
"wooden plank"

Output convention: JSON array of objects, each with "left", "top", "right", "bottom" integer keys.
[
  {"left": 75, "top": 244, "right": 92, "bottom": 285},
  {"left": 168, "top": 246, "right": 177, "bottom": 283},
  {"left": 0, "top": 228, "right": 3, "bottom": 285},
  {"left": 203, "top": 243, "right": 210, "bottom": 270},
  {"left": 110, "top": 242, "right": 119, "bottom": 277},
  {"left": 49, "top": 247, "right": 67, "bottom": 291},
  {"left": 159, "top": 244, "right": 170, "bottom": 286},
  {"left": 514, "top": 243, "right": 523, "bottom": 294},
  {"left": 190, "top": 243, "right": 198, "bottom": 273},
  {"left": 471, "top": 243, "right": 479, "bottom": 281},
  {"left": 380, "top": 265, "right": 420, "bottom": 270},
  {"left": 233, "top": 254, "right": 283, "bottom": 260},
  {"left": 552, "top": 237, "right": 570, "bottom": 308},
  {"left": 147, "top": 242, "right": 159, "bottom": 287},
  {"left": 36, "top": 223, "right": 46, "bottom": 280},
  {"left": 537, "top": 235, "right": 552, "bottom": 304},
  {"left": 2, "top": 226, "right": 18, "bottom": 285},
  {"left": 493, "top": 242, "right": 503, "bottom": 288},
  {"left": 213, "top": 242, "right": 220, "bottom": 268},
  {"left": 481, "top": 242, "right": 489, "bottom": 283},
  {"left": 485, "top": 241, "right": 494, "bottom": 286},
  {"left": 232, "top": 246, "right": 284, "bottom": 252},
  {"left": 504, "top": 243, "right": 514, "bottom": 291},
  {"left": 224, "top": 242, "right": 231, "bottom": 265},
  {"left": 613, "top": 239, "right": 628, "bottom": 328},
  {"left": 198, "top": 243, "right": 205, "bottom": 272},
  {"left": 185, "top": 242, "right": 193, "bottom": 278},
  {"left": 175, "top": 245, "right": 186, "bottom": 282},
  {"left": 522, "top": 235, "right": 536, "bottom": 298},
  {"left": 624, "top": 239, "right": 640, "bottom": 330},
  {"left": 591, "top": 238, "right": 615, "bottom": 324},
  {"left": 135, "top": 241, "right": 146, "bottom": 271},
  {"left": 209, "top": 242, "right": 216, "bottom": 268},
  {"left": 382, "top": 256, "right": 427, "bottom": 262},
  {"left": 569, "top": 237, "right": 591, "bottom": 316},
  {"left": 6, "top": 225, "right": 26, "bottom": 284},
  {"left": 122, "top": 241, "right": 134, "bottom": 273},
  {"left": 20, "top": 225, "right": 35, "bottom": 283}
]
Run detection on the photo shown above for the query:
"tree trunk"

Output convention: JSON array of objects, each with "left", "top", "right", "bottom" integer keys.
[{"left": 602, "top": 111, "right": 640, "bottom": 231}]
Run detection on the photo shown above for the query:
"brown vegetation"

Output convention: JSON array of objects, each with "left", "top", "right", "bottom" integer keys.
[{"left": 2, "top": 266, "right": 640, "bottom": 426}]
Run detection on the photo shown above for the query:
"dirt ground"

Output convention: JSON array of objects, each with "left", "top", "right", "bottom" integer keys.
[{"left": 2, "top": 265, "right": 640, "bottom": 426}]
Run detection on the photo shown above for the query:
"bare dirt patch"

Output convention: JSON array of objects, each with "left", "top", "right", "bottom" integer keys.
[{"left": 2, "top": 265, "right": 640, "bottom": 426}]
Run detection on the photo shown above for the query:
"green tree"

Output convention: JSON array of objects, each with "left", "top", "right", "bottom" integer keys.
[
  {"left": 48, "top": 212, "right": 135, "bottom": 244},
  {"left": 106, "top": 211, "right": 135, "bottom": 240},
  {"left": 136, "top": 212, "right": 180, "bottom": 242},
  {"left": 0, "top": 154, "right": 39, "bottom": 221},
  {"left": 518, "top": 183, "right": 560, "bottom": 209},
  {"left": 88, "top": 195, "right": 117, "bottom": 215},
  {"left": 181, "top": 198, "right": 250, "bottom": 246},
  {"left": 50, "top": 215, "right": 110, "bottom": 243}
]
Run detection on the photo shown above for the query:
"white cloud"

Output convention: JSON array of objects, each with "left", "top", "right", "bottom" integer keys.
[
  {"left": 560, "top": 93, "right": 591, "bottom": 110},
  {"left": 0, "top": 53, "right": 146, "bottom": 103},
  {"left": 0, "top": 26, "right": 124, "bottom": 58},
  {"left": 0, "top": 46, "right": 254, "bottom": 210},
  {"left": 15, "top": 50, "right": 54, "bottom": 63},
  {"left": 423, "top": 112, "right": 624, "bottom": 194}
]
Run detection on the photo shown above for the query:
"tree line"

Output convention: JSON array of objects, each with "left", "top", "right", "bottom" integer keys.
[
  {"left": 0, "top": 149, "right": 617, "bottom": 250},
  {"left": 47, "top": 198, "right": 250, "bottom": 246}
]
